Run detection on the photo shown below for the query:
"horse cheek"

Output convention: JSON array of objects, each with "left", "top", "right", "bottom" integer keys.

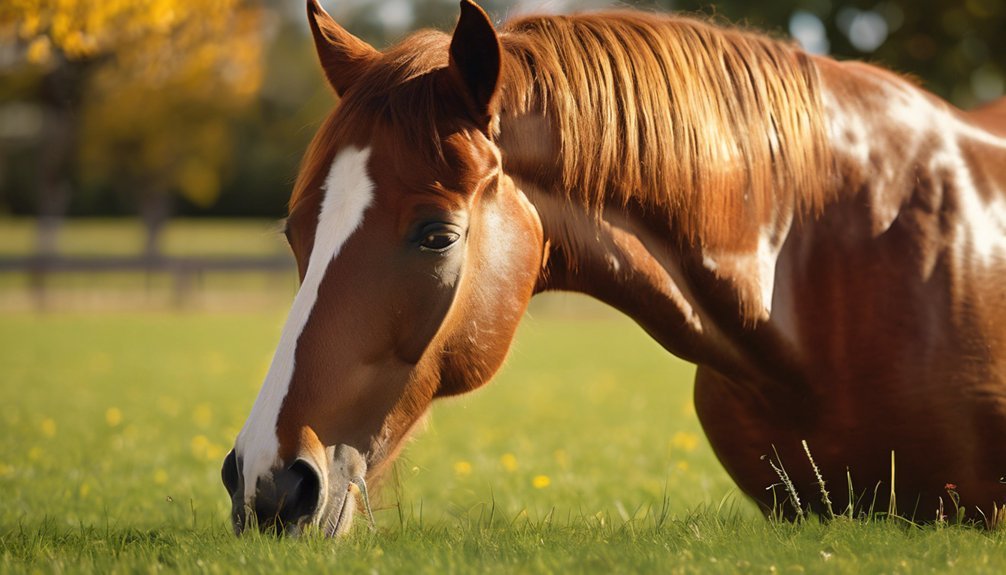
[{"left": 436, "top": 191, "right": 542, "bottom": 397}]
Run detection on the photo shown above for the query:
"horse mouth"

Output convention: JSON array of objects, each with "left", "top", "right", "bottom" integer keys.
[
  {"left": 321, "top": 485, "right": 358, "bottom": 537},
  {"left": 224, "top": 444, "right": 369, "bottom": 538},
  {"left": 317, "top": 444, "right": 369, "bottom": 537}
]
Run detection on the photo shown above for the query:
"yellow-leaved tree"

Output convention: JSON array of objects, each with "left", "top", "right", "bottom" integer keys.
[{"left": 0, "top": 0, "right": 264, "bottom": 256}]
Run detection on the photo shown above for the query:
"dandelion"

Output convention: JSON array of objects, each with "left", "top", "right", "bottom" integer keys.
[
  {"left": 500, "top": 453, "right": 518, "bottom": 472},
  {"left": 153, "top": 469, "right": 168, "bottom": 485},
  {"left": 105, "top": 407, "right": 122, "bottom": 427},
  {"left": 532, "top": 475, "right": 551, "bottom": 489},
  {"left": 453, "top": 460, "right": 472, "bottom": 477},
  {"left": 191, "top": 435, "right": 210, "bottom": 458},
  {"left": 205, "top": 442, "right": 225, "bottom": 461},
  {"left": 40, "top": 418, "right": 56, "bottom": 438},
  {"left": 671, "top": 431, "right": 698, "bottom": 452},
  {"left": 79, "top": 482, "right": 91, "bottom": 498}
]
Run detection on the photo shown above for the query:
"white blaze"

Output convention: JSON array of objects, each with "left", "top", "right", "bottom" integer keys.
[{"left": 235, "top": 146, "right": 374, "bottom": 502}]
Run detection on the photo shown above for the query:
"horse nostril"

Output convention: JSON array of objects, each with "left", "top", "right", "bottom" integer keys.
[
  {"left": 254, "top": 460, "right": 321, "bottom": 532},
  {"left": 221, "top": 449, "right": 239, "bottom": 497}
]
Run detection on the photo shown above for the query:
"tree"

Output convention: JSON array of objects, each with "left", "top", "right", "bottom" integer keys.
[{"left": 0, "top": 0, "right": 264, "bottom": 257}]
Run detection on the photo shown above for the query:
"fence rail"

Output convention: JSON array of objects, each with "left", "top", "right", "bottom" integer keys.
[
  {"left": 0, "top": 255, "right": 296, "bottom": 307},
  {"left": 0, "top": 254, "right": 294, "bottom": 273}
]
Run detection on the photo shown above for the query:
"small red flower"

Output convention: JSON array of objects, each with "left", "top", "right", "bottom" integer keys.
[{"left": 945, "top": 483, "right": 957, "bottom": 491}]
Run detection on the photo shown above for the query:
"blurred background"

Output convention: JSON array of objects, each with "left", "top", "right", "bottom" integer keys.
[{"left": 0, "top": 0, "right": 1003, "bottom": 310}]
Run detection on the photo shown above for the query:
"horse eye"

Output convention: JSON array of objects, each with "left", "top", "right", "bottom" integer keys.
[{"left": 420, "top": 231, "right": 460, "bottom": 252}]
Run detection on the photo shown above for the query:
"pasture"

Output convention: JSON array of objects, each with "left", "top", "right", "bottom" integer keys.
[{"left": 1, "top": 220, "right": 1005, "bottom": 573}]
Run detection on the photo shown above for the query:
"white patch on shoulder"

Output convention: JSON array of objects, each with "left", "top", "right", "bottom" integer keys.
[
  {"left": 235, "top": 146, "right": 374, "bottom": 502},
  {"left": 821, "top": 89, "right": 870, "bottom": 169},
  {"left": 878, "top": 82, "right": 1006, "bottom": 268},
  {"left": 701, "top": 211, "right": 791, "bottom": 324},
  {"left": 822, "top": 76, "right": 1006, "bottom": 246},
  {"left": 606, "top": 253, "right": 621, "bottom": 273},
  {"left": 756, "top": 230, "right": 779, "bottom": 314},
  {"left": 933, "top": 136, "right": 1006, "bottom": 269}
]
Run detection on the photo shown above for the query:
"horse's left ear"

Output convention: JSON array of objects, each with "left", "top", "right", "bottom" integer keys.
[{"left": 449, "top": 0, "right": 501, "bottom": 126}]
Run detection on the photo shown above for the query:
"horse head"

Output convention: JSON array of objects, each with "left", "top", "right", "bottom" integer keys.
[{"left": 222, "top": 0, "right": 542, "bottom": 536}]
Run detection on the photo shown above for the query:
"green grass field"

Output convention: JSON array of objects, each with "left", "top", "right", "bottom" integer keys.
[{"left": 2, "top": 220, "right": 1005, "bottom": 572}]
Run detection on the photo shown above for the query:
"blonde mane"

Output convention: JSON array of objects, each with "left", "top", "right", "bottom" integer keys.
[{"left": 498, "top": 12, "right": 832, "bottom": 248}]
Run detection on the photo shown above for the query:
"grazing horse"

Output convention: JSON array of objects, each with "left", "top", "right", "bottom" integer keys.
[{"left": 222, "top": 0, "right": 1006, "bottom": 535}]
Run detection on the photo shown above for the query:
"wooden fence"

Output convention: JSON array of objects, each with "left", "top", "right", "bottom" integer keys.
[{"left": 0, "top": 255, "right": 295, "bottom": 307}]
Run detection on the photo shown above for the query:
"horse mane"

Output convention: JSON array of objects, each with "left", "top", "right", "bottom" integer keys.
[
  {"left": 294, "top": 11, "right": 833, "bottom": 249},
  {"left": 497, "top": 12, "right": 833, "bottom": 248}
]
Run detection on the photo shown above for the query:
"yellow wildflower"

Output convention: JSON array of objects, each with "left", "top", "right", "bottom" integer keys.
[
  {"left": 40, "top": 418, "right": 56, "bottom": 438},
  {"left": 205, "top": 442, "right": 225, "bottom": 461},
  {"left": 453, "top": 460, "right": 472, "bottom": 477},
  {"left": 105, "top": 407, "right": 122, "bottom": 427},
  {"left": 500, "top": 453, "right": 518, "bottom": 472},
  {"left": 532, "top": 475, "right": 551, "bottom": 489},
  {"left": 671, "top": 431, "right": 698, "bottom": 452},
  {"left": 191, "top": 434, "right": 210, "bottom": 458}
]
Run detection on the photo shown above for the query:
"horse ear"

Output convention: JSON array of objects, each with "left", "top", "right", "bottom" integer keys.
[
  {"left": 449, "top": 0, "right": 501, "bottom": 124},
  {"left": 307, "top": 0, "right": 379, "bottom": 97}
]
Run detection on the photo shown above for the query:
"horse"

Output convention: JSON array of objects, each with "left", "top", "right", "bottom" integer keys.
[{"left": 222, "top": 0, "right": 1006, "bottom": 535}]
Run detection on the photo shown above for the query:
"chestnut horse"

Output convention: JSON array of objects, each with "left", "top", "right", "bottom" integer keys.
[{"left": 223, "top": 0, "right": 1006, "bottom": 535}]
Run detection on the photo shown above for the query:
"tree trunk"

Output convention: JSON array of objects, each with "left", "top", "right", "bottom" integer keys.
[
  {"left": 33, "top": 58, "right": 90, "bottom": 257},
  {"left": 140, "top": 184, "right": 172, "bottom": 261}
]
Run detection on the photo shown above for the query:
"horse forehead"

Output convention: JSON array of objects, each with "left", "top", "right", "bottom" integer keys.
[
  {"left": 287, "top": 145, "right": 379, "bottom": 266},
  {"left": 367, "top": 131, "right": 500, "bottom": 203}
]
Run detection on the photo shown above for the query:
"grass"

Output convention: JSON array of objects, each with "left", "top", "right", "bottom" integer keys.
[
  {"left": 3, "top": 306, "right": 1006, "bottom": 573},
  {"left": 2, "top": 219, "right": 1006, "bottom": 572}
]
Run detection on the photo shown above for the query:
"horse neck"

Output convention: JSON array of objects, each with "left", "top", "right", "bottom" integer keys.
[
  {"left": 502, "top": 56, "right": 1006, "bottom": 383},
  {"left": 499, "top": 124, "right": 800, "bottom": 382}
]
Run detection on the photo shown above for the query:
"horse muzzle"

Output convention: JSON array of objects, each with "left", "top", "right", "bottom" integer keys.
[{"left": 221, "top": 444, "right": 367, "bottom": 537}]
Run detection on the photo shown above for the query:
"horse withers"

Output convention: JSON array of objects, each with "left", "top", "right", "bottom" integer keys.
[{"left": 222, "top": 0, "right": 1006, "bottom": 535}]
